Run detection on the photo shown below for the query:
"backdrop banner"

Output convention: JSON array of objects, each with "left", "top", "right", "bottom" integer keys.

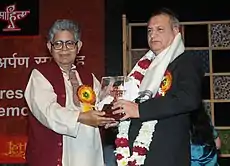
[
  {"left": 0, "top": 0, "right": 105, "bottom": 163},
  {"left": 0, "top": 0, "right": 39, "bottom": 36}
]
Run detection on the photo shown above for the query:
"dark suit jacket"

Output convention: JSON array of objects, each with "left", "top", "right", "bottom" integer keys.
[{"left": 128, "top": 52, "right": 204, "bottom": 166}]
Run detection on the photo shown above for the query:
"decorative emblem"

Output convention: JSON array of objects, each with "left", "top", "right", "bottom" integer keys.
[
  {"left": 158, "top": 70, "right": 172, "bottom": 96},
  {"left": 77, "top": 85, "right": 96, "bottom": 112},
  {"left": 0, "top": 4, "right": 30, "bottom": 31}
]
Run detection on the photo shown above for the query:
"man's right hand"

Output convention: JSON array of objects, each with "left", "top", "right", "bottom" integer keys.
[
  {"left": 104, "top": 121, "right": 119, "bottom": 129},
  {"left": 78, "top": 110, "right": 115, "bottom": 127}
]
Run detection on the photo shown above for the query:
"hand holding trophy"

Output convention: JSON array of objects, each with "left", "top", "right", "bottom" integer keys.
[
  {"left": 76, "top": 84, "right": 116, "bottom": 127},
  {"left": 99, "top": 76, "right": 127, "bottom": 121}
]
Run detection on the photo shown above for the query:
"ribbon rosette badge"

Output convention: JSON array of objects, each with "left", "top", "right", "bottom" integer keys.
[{"left": 77, "top": 85, "right": 96, "bottom": 112}]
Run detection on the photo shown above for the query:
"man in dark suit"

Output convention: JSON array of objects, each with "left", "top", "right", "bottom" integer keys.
[{"left": 111, "top": 8, "right": 204, "bottom": 166}]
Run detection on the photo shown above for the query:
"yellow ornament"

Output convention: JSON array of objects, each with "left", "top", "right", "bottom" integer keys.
[
  {"left": 82, "top": 103, "right": 94, "bottom": 112},
  {"left": 77, "top": 85, "right": 96, "bottom": 112},
  {"left": 160, "top": 71, "right": 172, "bottom": 93},
  {"left": 77, "top": 85, "right": 96, "bottom": 104}
]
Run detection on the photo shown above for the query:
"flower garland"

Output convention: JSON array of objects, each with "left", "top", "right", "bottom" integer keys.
[
  {"left": 114, "top": 54, "right": 173, "bottom": 165},
  {"left": 115, "top": 120, "right": 157, "bottom": 166},
  {"left": 129, "top": 58, "right": 152, "bottom": 87},
  {"left": 114, "top": 56, "right": 158, "bottom": 166}
]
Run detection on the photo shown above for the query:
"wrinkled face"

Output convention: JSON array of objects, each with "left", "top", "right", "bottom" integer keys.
[
  {"left": 147, "top": 14, "right": 179, "bottom": 55},
  {"left": 47, "top": 30, "right": 82, "bottom": 69}
]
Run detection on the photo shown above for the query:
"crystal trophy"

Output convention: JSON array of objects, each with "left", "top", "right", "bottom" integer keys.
[{"left": 99, "top": 76, "right": 127, "bottom": 120}]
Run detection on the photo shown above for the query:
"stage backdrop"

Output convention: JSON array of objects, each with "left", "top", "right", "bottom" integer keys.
[{"left": 0, "top": 0, "right": 105, "bottom": 163}]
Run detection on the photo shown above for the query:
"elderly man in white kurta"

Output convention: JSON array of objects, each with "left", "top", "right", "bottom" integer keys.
[{"left": 24, "top": 19, "right": 114, "bottom": 166}]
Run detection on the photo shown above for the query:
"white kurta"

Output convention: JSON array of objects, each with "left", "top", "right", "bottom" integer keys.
[{"left": 24, "top": 69, "right": 104, "bottom": 166}]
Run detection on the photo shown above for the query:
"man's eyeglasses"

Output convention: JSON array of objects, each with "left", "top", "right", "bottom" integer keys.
[{"left": 50, "top": 40, "right": 78, "bottom": 50}]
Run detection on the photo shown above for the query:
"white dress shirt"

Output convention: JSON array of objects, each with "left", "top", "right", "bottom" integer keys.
[{"left": 24, "top": 69, "right": 104, "bottom": 166}]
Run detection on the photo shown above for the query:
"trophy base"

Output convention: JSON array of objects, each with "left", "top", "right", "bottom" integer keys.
[{"left": 102, "top": 104, "right": 124, "bottom": 121}]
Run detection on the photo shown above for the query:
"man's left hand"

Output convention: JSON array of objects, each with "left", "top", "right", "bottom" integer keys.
[{"left": 112, "top": 99, "right": 139, "bottom": 120}]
